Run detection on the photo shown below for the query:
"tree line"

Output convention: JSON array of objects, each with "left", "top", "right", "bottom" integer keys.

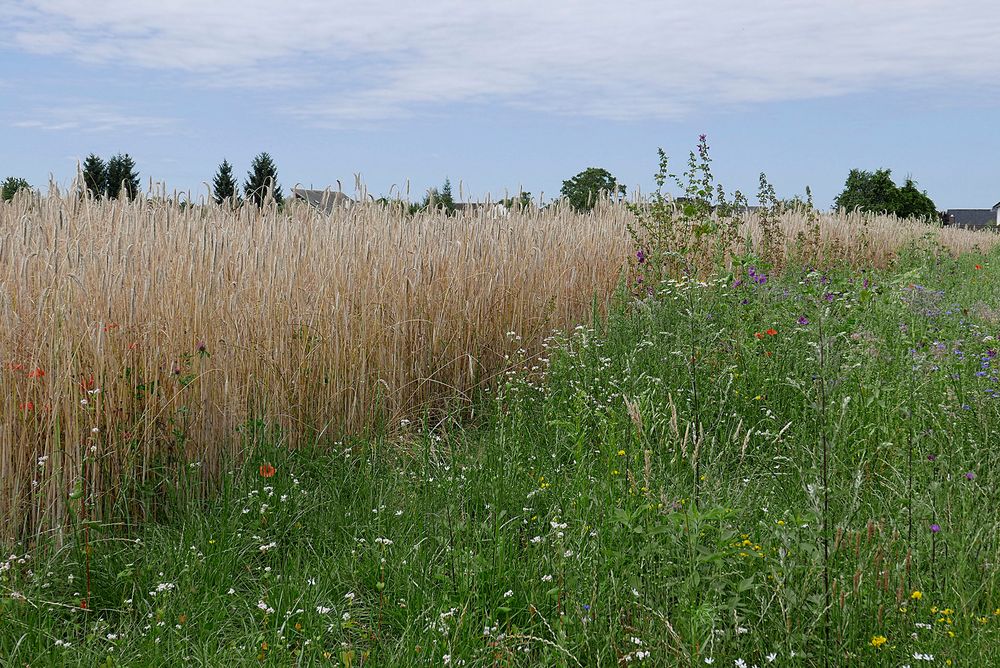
[{"left": 1, "top": 153, "right": 941, "bottom": 222}]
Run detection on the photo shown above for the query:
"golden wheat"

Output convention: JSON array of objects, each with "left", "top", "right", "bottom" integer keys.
[{"left": 1, "top": 191, "right": 995, "bottom": 540}]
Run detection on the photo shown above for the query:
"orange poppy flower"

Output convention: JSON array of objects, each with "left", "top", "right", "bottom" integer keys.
[
  {"left": 975, "top": 264, "right": 983, "bottom": 270},
  {"left": 259, "top": 463, "right": 276, "bottom": 478},
  {"left": 27, "top": 368, "right": 45, "bottom": 379},
  {"left": 766, "top": 328, "right": 778, "bottom": 336}
]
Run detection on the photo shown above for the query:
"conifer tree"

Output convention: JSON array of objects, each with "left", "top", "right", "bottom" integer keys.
[
  {"left": 243, "top": 152, "right": 283, "bottom": 206},
  {"left": 106, "top": 153, "right": 140, "bottom": 200},
  {"left": 1, "top": 177, "right": 32, "bottom": 202},
  {"left": 212, "top": 159, "right": 239, "bottom": 206},
  {"left": 81, "top": 154, "right": 107, "bottom": 198}
]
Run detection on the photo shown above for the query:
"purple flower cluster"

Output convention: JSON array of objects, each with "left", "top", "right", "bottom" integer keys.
[{"left": 748, "top": 266, "right": 768, "bottom": 286}]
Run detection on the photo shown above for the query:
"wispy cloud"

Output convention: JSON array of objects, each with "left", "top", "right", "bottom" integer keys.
[
  {"left": 9, "top": 104, "right": 176, "bottom": 133},
  {"left": 5, "top": 1, "right": 1000, "bottom": 123}
]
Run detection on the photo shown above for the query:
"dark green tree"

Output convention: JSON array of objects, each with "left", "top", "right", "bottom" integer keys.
[
  {"left": 212, "top": 159, "right": 240, "bottom": 206},
  {"left": 832, "top": 168, "right": 897, "bottom": 213},
  {"left": 499, "top": 191, "right": 533, "bottom": 210},
  {"left": 1, "top": 177, "right": 32, "bottom": 202},
  {"left": 560, "top": 167, "right": 625, "bottom": 211},
  {"left": 894, "top": 177, "right": 938, "bottom": 221},
  {"left": 81, "top": 154, "right": 107, "bottom": 198},
  {"left": 420, "top": 178, "right": 457, "bottom": 215},
  {"left": 243, "top": 152, "right": 283, "bottom": 206},
  {"left": 834, "top": 168, "right": 937, "bottom": 220},
  {"left": 106, "top": 153, "right": 140, "bottom": 200}
]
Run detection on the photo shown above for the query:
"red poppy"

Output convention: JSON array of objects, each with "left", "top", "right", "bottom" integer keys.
[
  {"left": 79, "top": 374, "right": 96, "bottom": 392},
  {"left": 19, "top": 402, "right": 34, "bottom": 412},
  {"left": 103, "top": 322, "right": 120, "bottom": 332},
  {"left": 975, "top": 264, "right": 983, "bottom": 270},
  {"left": 754, "top": 332, "right": 764, "bottom": 339},
  {"left": 765, "top": 351, "right": 773, "bottom": 357},
  {"left": 80, "top": 599, "right": 88, "bottom": 610},
  {"left": 7, "top": 362, "right": 24, "bottom": 371},
  {"left": 766, "top": 328, "right": 778, "bottom": 336},
  {"left": 259, "top": 463, "right": 276, "bottom": 478},
  {"left": 27, "top": 368, "right": 45, "bottom": 379}
]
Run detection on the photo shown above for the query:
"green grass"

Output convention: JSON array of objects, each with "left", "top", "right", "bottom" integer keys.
[{"left": 4, "top": 250, "right": 1000, "bottom": 666}]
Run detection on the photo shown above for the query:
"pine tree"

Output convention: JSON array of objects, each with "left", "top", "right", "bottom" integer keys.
[
  {"left": 81, "top": 154, "right": 107, "bottom": 199},
  {"left": 420, "top": 179, "right": 457, "bottom": 215},
  {"left": 106, "top": 153, "right": 140, "bottom": 200},
  {"left": 212, "top": 159, "right": 239, "bottom": 206},
  {"left": 243, "top": 152, "right": 283, "bottom": 206},
  {"left": 439, "top": 178, "right": 456, "bottom": 216},
  {"left": 1, "top": 177, "right": 32, "bottom": 202}
]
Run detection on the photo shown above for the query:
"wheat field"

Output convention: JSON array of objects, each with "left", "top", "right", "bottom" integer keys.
[{"left": 1, "top": 191, "right": 996, "bottom": 541}]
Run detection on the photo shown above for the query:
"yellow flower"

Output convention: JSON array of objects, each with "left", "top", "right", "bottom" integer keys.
[
  {"left": 910, "top": 590, "right": 922, "bottom": 600},
  {"left": 870, "top": 635, "right": 887, "bottom": 649},
  {"left": 776, "top": 520, "right": 785, "bottom": 526},
  {"left": 617, "top": 450, "right": 626, "bottom": 456}
]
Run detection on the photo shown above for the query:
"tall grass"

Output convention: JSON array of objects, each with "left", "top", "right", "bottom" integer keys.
[{"left": 1, "top": 189, "right": 997, "bottom": 541}]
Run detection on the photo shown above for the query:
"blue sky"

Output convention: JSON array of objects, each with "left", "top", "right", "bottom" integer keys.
[{"left": 2, "top": 0, "right": 999, "bottom": 209}]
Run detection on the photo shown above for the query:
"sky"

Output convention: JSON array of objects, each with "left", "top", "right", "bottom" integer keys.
[{"left": 1, "top": 0, "right": 999, "bottom": 209}]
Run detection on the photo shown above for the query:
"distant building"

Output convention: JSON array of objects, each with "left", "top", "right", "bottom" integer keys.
[
  {"left": 452, "top": 201, "right": 509, "bottom": 218},
  {"left": 942, "top": 202, "right": 1000, "bottom": 230},
  {"left": 291, "top": 188, "right": 355, "bottom": 213}
]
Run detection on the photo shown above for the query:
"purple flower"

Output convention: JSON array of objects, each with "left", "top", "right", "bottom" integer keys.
[
  {"left": 636, "top": 249, "right": 646, "bottom": 264},
  {"left": 863, "top": 278, "right": 870, "bottom": 289},
  {"left": 931, "top": 524, "right": 941, "bottom": 533},
  {"left": 823, "top": 292, "right": 834, "bottom": 302},
  {"left": 966, "top": 471, "right": 976, "bottom": 480},
  {"left": 797, "top": 316, "right": 810, "bottom": 326},
  {"left": 927, "top": 454, "right": 937, "bottom": 462}
]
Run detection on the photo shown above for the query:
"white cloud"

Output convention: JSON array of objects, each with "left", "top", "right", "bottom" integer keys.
[
  {"left": 10, "top": 104, "right": 176, "bottom": 133},
  {"left": 5, "top": 0, "right": 1000, "bottom": 123}
]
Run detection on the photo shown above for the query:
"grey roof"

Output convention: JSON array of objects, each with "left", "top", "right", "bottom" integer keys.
[
  {"left": 945, "top": 209, "right": 997, "bottom": 229},
  {"left": 993, "top": 201, "right": 1000, "bottom": 211},
  {"left": 291, "top": 188, "right": 354, "bottom": 213}
]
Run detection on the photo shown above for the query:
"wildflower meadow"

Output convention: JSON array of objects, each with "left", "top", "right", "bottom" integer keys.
[{"left": 2, "top": 142, "right": 1000, "bottom": 666}]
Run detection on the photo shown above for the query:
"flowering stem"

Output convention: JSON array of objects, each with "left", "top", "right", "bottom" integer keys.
[{"left": 817, "top": 308, "right": 831, "bottom": 668}]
